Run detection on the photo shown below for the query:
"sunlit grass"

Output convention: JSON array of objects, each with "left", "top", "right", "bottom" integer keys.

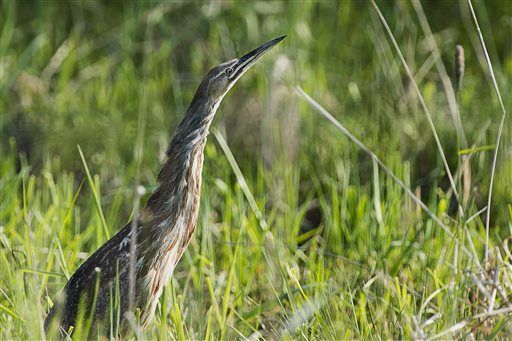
[{"left": 1, "top": 0, "right": 511, "bottom": 339}]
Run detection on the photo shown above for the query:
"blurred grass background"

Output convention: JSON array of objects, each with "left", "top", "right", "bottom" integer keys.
[{"left": 1, "top": 0, "right": 511, "bottom": 339}]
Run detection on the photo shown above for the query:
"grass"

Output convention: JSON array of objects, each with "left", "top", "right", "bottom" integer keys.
[{"left": 1, "top": 0, "right": 511, "bottom": 339}]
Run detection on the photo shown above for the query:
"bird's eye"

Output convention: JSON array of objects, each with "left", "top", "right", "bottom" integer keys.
[{"left": 225, "top": 67, "right": 234, "bottom": 76}]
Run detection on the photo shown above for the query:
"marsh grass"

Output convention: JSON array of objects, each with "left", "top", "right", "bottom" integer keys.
[{"left": 1, "top": 1, "right": 511, "bottom": 339}]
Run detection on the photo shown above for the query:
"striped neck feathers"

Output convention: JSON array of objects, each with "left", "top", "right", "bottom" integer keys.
[{"left": 144, "top": 99, "right": 221, "bottom": 220}]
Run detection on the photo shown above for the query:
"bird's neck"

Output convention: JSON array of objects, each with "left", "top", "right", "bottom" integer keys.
[{"left": 144, "top": 100, "right": 220, "bottom": 226}]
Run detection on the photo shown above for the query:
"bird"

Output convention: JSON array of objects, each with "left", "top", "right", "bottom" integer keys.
[{"left": 44, "top": 35, "right": 286, "bottom": 337}]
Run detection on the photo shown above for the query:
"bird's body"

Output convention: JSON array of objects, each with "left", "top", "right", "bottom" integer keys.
[{"left": 44, "top": 36, "right": 285, "bottom": 337}]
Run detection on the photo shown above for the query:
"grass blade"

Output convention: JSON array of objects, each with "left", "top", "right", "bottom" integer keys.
[
  {"left": 295, "top": 86, "right": 475, "bottom": 262},
  {"left": 77, "top": 145, "right": 110, "bottom": 241}
]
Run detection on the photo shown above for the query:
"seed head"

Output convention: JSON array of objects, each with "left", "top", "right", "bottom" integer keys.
[{"left": 455, "top": 45, "right": 465, "bottom": 93}]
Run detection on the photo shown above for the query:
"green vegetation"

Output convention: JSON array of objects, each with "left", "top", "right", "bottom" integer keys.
[{"left": 1, "top": 1, "right": 511, "bottom": 339}]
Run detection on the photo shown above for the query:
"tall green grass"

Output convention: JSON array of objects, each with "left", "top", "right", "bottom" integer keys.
[{"left": 1, "top": 1, "right": 511, "bottom": 339}]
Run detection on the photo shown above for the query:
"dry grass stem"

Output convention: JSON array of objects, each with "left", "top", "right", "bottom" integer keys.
[
  {"left": 295, "top": 86, "right": 475, "bottom": 262},
  {"left": 371, "top": 0, "right": 463, "bottom": 216},
  {"left": 467, "top": 0, "right": 508, "bottom": 263}
]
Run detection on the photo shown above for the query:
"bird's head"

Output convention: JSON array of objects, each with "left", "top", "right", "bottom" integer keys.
[
  {"left": 175, "top": 36, "right": 285, "bottom": 142},
  {"left": 192, "top": 36, "right": 286, "bottom": 108}
]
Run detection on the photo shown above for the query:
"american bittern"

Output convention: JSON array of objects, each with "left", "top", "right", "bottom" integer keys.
[{"left": 44, "top": 36, "right": 285, "bottom": 336}]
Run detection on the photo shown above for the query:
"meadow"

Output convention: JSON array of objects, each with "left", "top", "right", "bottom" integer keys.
[{"left": 1, "top": 1, "right": 511, "bottom": 339}]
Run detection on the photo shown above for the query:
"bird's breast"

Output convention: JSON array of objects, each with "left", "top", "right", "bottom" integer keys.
[{"left": 141, "top": 143, "right": 205, "bottom": 317}]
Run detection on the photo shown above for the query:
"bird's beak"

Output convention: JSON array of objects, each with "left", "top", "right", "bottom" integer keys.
[{"left": 231, "top": 35, "right": 286, "bottom": 80}]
